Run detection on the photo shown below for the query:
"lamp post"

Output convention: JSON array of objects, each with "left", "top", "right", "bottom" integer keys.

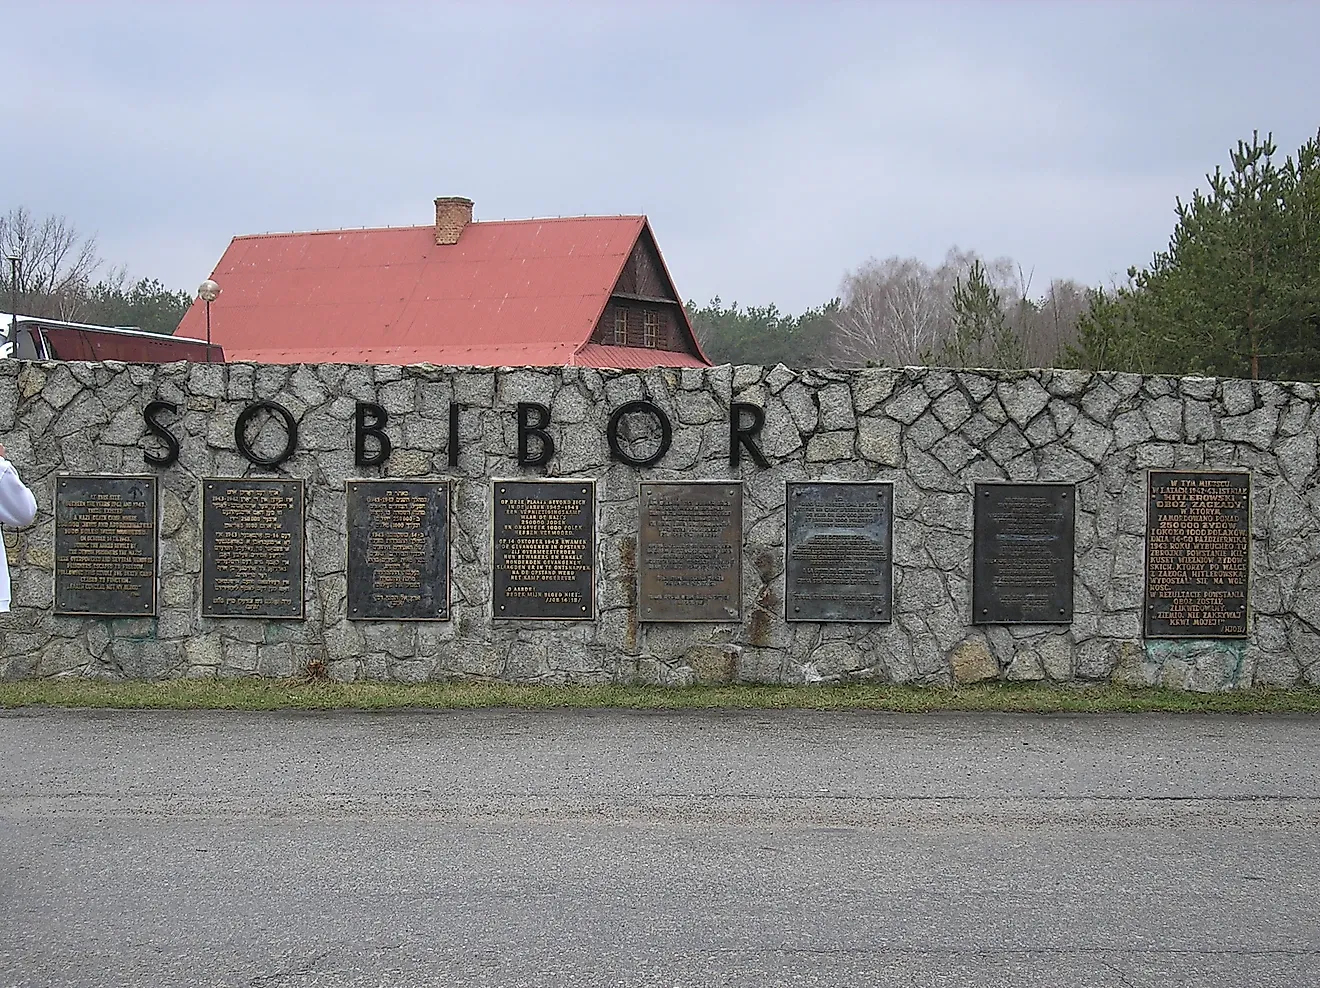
[
  {"left": 197, "top": 279, "right": 221, "bottom": 363},
  {"left": 6, "top": 255, "right": 18, "bottom": 359}
]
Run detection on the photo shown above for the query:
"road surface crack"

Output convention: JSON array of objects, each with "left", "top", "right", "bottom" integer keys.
[{"left": 248, "top": 949, "right": 331, "bottom": 987}]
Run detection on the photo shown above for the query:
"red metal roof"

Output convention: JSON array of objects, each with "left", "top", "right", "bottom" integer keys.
[
  {"left": 228, "top": 343, "right": 707, "bottom": 368},
  {"left": 572, "top": 343, "right": 706, "bottom": 368},
  {"left": 175, "top": 216, "right": 709, "bottom": 367}
]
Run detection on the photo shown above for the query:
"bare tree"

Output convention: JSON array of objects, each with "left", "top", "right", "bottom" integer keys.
[
  {"left": 831, "top": 256, "right": 952, "bottom": 366},
  {"left": 832, "top": 246, "right": 1090, "bottom": 369},
  {"left": 0, "top": 207, "right": 103, "bottom": 320},
  {"left": 1005, "top": 277, "right": 1091, "bottom": 366},
  {"left": 832, "top": 247, "right": 1016, "bottom": 366}
]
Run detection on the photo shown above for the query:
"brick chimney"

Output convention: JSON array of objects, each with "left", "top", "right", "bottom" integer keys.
[{"left": 434, "top": 197, "right": 474, "bottom": 245}]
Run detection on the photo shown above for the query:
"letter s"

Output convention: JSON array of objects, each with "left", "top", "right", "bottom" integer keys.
[{"left": 143, "top": 400, "right": 180, "bottom": 468}]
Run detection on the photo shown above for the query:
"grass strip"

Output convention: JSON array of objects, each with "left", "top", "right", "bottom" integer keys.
[{"left": 1, "top": 679, "right": 1318, "bottom": 713}]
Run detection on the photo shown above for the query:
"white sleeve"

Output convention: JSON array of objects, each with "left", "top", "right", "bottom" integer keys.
[{"left": 0, "top": 458, "right": 38, "bottom": 528}]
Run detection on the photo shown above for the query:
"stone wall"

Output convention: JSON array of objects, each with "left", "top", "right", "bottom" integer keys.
[{"left": 2, "top": 358, "right": 1317, "bottom": 691}]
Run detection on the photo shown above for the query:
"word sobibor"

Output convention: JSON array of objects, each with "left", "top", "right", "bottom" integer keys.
[{"left": 141, "top": 399, "right": 773, "bottom": 470}]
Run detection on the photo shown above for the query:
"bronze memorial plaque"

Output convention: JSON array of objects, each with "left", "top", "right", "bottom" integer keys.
[
  {"left": 972, "top": 483, "right": 1074, "bottom": 624},
  {"left": 492, "top": 480, "right": 595, "bottom": 620},
  {"left": 786, "top": 482, "right": 892, "bottom": 622},
  {"left": 347, "top": 480, "right": 449, "bottom": 621},
  {"left": 202, "top": 478, "right": 305, "bottom": 619},
  {"left": 1145, "top": 471, "right": 1250, "bottom": 638},
  {"left": 54, "top": 475, "right": 158, "bottom": 616},
  {"left": 639, "top": 482, "right": 742, "bottom": 622}
]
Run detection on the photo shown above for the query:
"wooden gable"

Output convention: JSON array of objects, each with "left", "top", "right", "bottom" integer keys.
[{"left": 588, "top": 224, "right": 707, "bottom": 362}]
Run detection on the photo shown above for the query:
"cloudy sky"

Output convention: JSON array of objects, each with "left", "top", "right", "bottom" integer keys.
[{"left": 5, "top": 1, "right": 1319, "bottom": 313}]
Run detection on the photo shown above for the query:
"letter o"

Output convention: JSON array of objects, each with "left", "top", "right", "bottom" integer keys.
[
  {"left": 607, "top": 400, "right": 673, "bottom": 468},
  {"left": 235, "top": 400, "right": 298, "bottom": 468}
]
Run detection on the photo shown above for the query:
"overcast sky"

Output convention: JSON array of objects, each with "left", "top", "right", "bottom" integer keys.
[{"left": 5, "top": 1, "right": 1319, "bottom": 313}]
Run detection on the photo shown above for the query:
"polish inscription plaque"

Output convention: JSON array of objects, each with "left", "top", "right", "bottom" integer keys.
[
  {"left": 786, "top": 482, "right": 892, "bottom": 622},
  {"left": 347, "top": 480, "right": 449, "bottom": 621},
  {"left": 1145, "top": 471, "right": 1249, "bottom": 638},
  {"left": 202, "top": 479, "right": 304, "bottom": 619},
  {"left": 972, "top": 483, "right": 1074, "bottom": 624},
  {"left": 54, "top": 475, "right": 158, "bottom": 616},
  {"left": 493, "top": 480, "right": 594, "bottom": 620},
  {"left": 639, "top": 482, "right": 741, "bottom": 622}
]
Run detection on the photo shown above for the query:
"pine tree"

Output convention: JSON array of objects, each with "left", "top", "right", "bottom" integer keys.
[
  {"left": 1070, "top": 128, "right": 1320, "bottom": 380},
  {"left": 938, "top": 260, "right": 1025, "bottom": 368}
]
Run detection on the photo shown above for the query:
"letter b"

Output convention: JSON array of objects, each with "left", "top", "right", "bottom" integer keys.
[
  {"left": 517, "top": 402, "right": 555, "bottom": 466},
  {"left": 354, "top": 401, "right": 392, "bottom": 467}
]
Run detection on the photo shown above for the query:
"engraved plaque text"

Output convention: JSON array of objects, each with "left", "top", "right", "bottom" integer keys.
[
  {"left": 347, "top": 480, "right": 449, "bottom": 621},
  {"left": 640, "top": 482, "right": 741, "bottom": 622},
  {"left": 202, "top": 479, "right": 305, "bottom": 619},
  {"left": 54, "top": 475, "right": 158, "bottom": 616},
  {"left": 493, "top": 481, "right": 594, "bottom": 620},
  {"left": 972, "top": 483, "right": 1074, "bottom": 624},
  {"left": 1145, "top": 471, "right": 1249, "bottom": 638},
  {"left": 786, "top": 482, "right": 892, "bottom": 622}
]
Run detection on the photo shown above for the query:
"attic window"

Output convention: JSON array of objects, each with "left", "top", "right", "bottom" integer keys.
[
  {"left": 614, "top": 308, "right": 628, "bottom": 345},
  {"left": 643, "top": 310, "right": 658, "bottom": 348}
]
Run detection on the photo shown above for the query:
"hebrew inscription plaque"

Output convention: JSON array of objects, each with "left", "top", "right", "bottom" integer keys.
[
  {"left": 639, "top": 482, "right": 741, "bottom": 622},
  {"left": 1145, "top": 471, "right": 1249, "bottom": 638},
  {"left": 786, "top": 482, "right": 893, "bottom": 622},
  {"left": 54, "top": 475, "right": 158, "bottom": 616},
  {"left": 347, "top": 480, "right": 449, "bottom": 621},
  {"left": 972, "top": 483, "right": 1074, "bottom": 624},
  {"left": 493, "top": 480, "right": 594, "bottom": 620},
  {"left": 202, "top": 478, "right": 305, "bottom": 619}
]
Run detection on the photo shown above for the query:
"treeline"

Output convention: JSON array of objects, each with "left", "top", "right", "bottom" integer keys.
[
  {"left": 0, "top": 207, "right": 191, "bottom": 335},
  {"left": 8, "top": 127, "right": 1318, "bottom": 380},
  {"left": 692, "top": 128, "right": 1320, "bottom": 382},
  {"left": 691, "top": 250, "right": 1090, "bottom": 370}
]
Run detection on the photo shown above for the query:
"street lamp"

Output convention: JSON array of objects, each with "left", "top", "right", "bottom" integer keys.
[
  {"left": 6, "top": 255, "right": 18, "bottom": 359},
  {"left": 197, "top": 279, "right": 221, "bottom": 363}
]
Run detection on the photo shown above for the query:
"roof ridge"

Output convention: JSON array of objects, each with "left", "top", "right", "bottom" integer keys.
[{"left": 233, "top": 215, "right": 646, "bottom": 241}]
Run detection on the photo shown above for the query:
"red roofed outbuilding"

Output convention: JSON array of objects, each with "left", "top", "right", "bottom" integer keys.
[{"left": 175, "top": 198, "right": 709, "bottom": 368}]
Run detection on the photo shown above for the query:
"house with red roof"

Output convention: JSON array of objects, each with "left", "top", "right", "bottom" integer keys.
[{"left": 174, "top": 197, "right": 709, "bottom": 368}]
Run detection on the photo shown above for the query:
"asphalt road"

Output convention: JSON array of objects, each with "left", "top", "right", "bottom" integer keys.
[{"left": 1, "top": 708, "right": 1317, "bottom": 987}]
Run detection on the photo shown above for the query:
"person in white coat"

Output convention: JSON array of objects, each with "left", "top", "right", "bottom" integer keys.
[{"left": 0, "top": 443, "right": 38, "bottom": 613}]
